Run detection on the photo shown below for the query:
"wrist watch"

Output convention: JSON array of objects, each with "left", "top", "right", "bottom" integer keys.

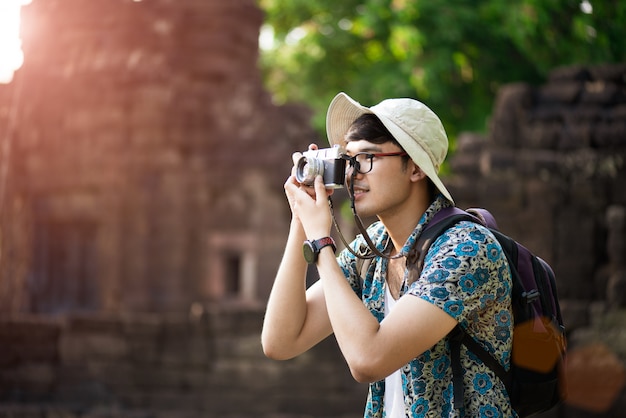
[{"left": 303, "top": 237, "right": 337, "bottom": 264}]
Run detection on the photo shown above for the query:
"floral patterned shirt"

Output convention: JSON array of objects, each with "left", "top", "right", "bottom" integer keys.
[{"left": 336, "top": 196, "right": 516, "bottom": 417}]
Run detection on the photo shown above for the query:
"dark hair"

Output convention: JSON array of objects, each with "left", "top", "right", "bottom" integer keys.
[
  {"left": 347, "top": 113, "right": 438, "bottom": 202},
  {"left": 345, "top": 114, "right": 400, "bottom": 146},
  {"left": 346, "top": 113, "right": 410, "bottom": 166}
]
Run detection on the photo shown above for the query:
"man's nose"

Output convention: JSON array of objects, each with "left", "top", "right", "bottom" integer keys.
[{"left": 346, "top": 165, "right": 364, "bottom": 183}]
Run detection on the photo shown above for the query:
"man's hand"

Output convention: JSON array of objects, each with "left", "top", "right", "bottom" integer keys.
[{"left": 284, "top": 144, "right": 334, "bottom": 240}]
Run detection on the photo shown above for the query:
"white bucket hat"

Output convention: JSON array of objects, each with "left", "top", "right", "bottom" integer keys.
[{"left": 326, "top": 92, "right": 454, "bottom": 204}]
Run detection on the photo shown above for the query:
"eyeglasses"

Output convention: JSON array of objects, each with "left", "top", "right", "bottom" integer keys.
[{"left": 344, "top": 151, "right": 408, "bottom": 174}]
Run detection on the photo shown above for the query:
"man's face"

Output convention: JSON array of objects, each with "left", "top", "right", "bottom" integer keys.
[{"left": 344, "top": 140, "right": 415, "bottom": 219}]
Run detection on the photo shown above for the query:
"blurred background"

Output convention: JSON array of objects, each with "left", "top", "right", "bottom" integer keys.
[{"left": 0, "top": 0, "right": 624, "bottom": 417}]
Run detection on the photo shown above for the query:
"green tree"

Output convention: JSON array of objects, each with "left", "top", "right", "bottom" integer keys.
[{"left": 258, "top": 0, "right": 626, "bottom": 140}]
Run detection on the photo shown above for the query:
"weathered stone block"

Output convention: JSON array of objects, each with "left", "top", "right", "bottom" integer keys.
[
  {"left": 489, "top": 82, "right": 533, "bottom": 149},
  {"left": 548, "top": 65, "right": 591, "bottom": 83},
  {"left": 59, "top": 334, "right": 128, "bottom": 365},
  {"left": 483, "top": 149, "right": 518, "bottom": 174},
  {"left": 517, "top": 150, "right": 563, "bottom": 178},
  {"left": 0, "top": 363, "right": 56, "bottom": 394},
  {"left": 589, "top": 63, "right": 626, "bottom": 83},
  {"left": 554, "top": 209, "right": 597, "bottom": 299},
  {"left": 537, "top": 82, "right": 583, "bottom": 105},
  {"left": 560, "top": 299, "right": 591, "bottom": 331},
  {"left": 580, "top": 81, "right": 622, "bottom": 105}
]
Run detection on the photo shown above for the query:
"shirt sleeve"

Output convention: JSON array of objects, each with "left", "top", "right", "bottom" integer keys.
[
  {"left": 336, "top": 221, "right": 387, "bottom": 299},
  {"left": 406, "top": 221, "right": 511, "bottom": 329},
  {"left": 336, "top": 237, "right": 365, "bottom": 298}
]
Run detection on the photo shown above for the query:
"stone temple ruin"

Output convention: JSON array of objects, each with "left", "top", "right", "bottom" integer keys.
[
  {"left": 448, "top": 63, "right": 626, "bottom": 322},
  {"left": 0, "top": 0, "right": 625, "bottom": 417},
  {"left": 0, "top": 0, "right": 316, "bottom": 315},
  {"left": 446, "top": 64, "right": 626, "bottom": 417}
]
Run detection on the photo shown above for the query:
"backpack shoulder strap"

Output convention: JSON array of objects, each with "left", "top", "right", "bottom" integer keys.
[
  {"left": 449, "top": 325, "right": 511, "bottom": 410},
  {"left": 409, "top": 207, "right": 480, "bottom": 277},
  {"left": 466, "top": 207, "right": 499, "bottom": 230},
  {"left": 453, "top": 325, "right": 509, "bottom": 382}
]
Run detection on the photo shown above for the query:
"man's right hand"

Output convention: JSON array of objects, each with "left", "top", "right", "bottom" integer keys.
[{"left": 285, "top": 144, "right": 320, "bottom": 215}]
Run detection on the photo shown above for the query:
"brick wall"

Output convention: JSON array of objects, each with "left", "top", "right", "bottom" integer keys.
[
  {"left": 446, "top": 64, "right": 626, "bottom": 418},
  {"left": 0, "top": 310, "right": 366, "bottom": 417},
  {"left": 447, "top": 63, "right": 626, "bottom": 309},
  {"left": 0, "top": 0, "right": 315, "bottom": 314}
]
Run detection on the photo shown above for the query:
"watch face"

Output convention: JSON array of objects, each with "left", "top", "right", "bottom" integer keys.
[{"left": 303, "top": 241, "right": 316, "bottom": 264}]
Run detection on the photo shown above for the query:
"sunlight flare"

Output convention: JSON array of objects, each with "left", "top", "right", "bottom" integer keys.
[{"left": 0, "top": 0, "right": 31, "bottom": 84}]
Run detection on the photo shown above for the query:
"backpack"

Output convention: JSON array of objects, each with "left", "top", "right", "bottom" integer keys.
[
  {"left": 417, "top": 206, "right": 567, "bottom": 416},
  {"left": 357, "top": 206, "right": 567, "bottom": 417}
]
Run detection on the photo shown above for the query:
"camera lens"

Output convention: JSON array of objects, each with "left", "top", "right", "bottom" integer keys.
[{"left": 295, "top": 156, "right": 323, "bottom": 185}]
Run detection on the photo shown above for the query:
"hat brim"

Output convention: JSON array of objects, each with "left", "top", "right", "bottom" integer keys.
[{"left": 326, "top": 92, "right": 454, "bottom": 204}]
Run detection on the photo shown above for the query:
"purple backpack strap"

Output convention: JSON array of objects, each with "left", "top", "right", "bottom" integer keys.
[
  {"left": 467, "top": 207, "right": 499, "bottom": 230},
  {"left": 427, "top": 206, "right": 487, "bottom": 231}
]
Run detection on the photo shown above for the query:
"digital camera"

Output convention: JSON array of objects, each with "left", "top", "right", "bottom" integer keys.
[{"left": 295, "top": 145, "right": 346, "bottom": 189}]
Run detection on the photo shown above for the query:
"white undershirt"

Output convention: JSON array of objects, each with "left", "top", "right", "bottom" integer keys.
[{"left": 384, "top": 285, "right": 405, "bottom": 418}]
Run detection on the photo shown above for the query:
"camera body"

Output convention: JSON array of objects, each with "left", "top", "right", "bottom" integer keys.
[{"left": 295, "top": 145, "right": 346, "bottom": 189}]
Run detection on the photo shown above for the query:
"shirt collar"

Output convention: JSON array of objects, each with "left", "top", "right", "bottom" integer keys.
[{"left": 397, "top": 194, "right": 453, "bottom": 257}]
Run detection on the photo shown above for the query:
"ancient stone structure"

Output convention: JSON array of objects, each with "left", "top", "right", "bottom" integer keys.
[
  {"left": 0, "top": 310, "right": 366, "bottom": 418},
  {"left": 447, "top": 64, "right": 626, "bottom": 325},
  {"left": 0, "top": 0, "right": 315, "bottom": 315},
  {"left": 603, "top": 205, "right": 626, "bottom": 310},
  {"left": 446, "top": 63, "right": 626, "bottom": 418}
]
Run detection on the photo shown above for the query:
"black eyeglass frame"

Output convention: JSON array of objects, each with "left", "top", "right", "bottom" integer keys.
[{"left": 343, "top": 151, "right": 409, "bottom": 174}]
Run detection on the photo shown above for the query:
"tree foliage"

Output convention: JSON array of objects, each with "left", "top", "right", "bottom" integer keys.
[{"left": 258, "top": 0, "right": 626, "bottom": 140}]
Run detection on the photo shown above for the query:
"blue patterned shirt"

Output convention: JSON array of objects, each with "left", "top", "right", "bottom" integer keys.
[{"left": 337, "top": 196, "right": 516, "bottom": 417}]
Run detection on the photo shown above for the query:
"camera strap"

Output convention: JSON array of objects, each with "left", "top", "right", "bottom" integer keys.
[{"left": 329, "top": 198, "right": 376, "bottom": 260}]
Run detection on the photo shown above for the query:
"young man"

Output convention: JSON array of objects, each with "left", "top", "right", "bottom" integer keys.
[{"left": 262, "top": 92, "right": 515, "bottom": 417}]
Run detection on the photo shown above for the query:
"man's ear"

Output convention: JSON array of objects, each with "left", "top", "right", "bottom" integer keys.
[{"left": 409, "top": 162, "right": 427, "bottom": 182}]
